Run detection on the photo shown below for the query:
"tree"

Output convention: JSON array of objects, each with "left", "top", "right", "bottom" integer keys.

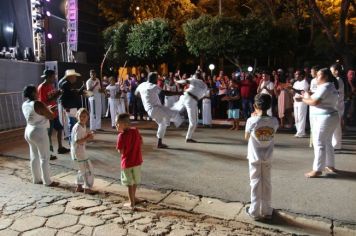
[
  {"left": 126, "top": 18, "right": 174, "bottom": 67},
  {"left": 102, "top": 21, "right": 131, "bottom": 67},
  {"left": 308, "top": 0, "right": 355, "bottom": 69}
]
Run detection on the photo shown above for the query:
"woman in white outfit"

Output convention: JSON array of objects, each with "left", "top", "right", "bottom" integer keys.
[
  {"left": 106, "top": 77, "right": 121, "bottom": 128},
  {"left": 257, "top": 72, "right": 274, "bottom": 116},
  {"left": 330, "top": 64, "right": 345, "bottom": 150},
  {"left": 22, "top": 85, "right": 59, "bottom": 186},
  {"left": 202, "top": 89, "right": 212, "bottom": 127},
  {"left": 297, "top": 68, "right": 339, "bottom": 178},
  {"left": 292, "top": 70, "right": 310, "bottom": 137},
  {"left": 86, "top": 70, "right": 102, "bottom": 131}
]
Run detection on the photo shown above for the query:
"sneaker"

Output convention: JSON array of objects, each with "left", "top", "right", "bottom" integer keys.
[
  {"left": 47, "top": 181, "right": 60, "bottom": 187},
  {"left": 157, "top": 143, "right": 168, "bottom": 149},
  {"left": 58, "top": 147, "right": 70, "bottom": 154},
  {"left": 186, "top": 139, "right": 197, "bottom": 143},
  {"left": 84, "top": 189, "right": 97, "bottom": 195},
  {"left": 245, "top": 207, "right": 261, "bottom": 221}
]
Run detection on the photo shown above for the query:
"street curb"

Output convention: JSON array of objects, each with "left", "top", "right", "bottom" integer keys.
[{"left": 51, "top": 172, "right": 356, "bottom": 236}]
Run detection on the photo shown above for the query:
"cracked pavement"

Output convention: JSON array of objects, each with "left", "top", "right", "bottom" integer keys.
[{"left": 0, "top": 156, "right": 293, "bottom": 236}]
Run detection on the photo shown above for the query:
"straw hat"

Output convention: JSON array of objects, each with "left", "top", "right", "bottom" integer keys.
[{"left": 62, "top": 69, "right": 81, "bottom": 79}]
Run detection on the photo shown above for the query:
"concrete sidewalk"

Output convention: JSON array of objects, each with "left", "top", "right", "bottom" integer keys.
[
  {"left": 1, "top": 155, "right": 355, "bottom": 236},
  {"left": 0, "top": 155, "right": 294, "bottom": 236}
]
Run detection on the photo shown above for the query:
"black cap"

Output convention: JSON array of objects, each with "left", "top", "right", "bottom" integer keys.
[{"left": 41, "top": 69, "right": 55, "bottom": 79}]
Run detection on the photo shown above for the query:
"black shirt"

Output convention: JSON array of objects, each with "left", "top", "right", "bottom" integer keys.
[
  {"left": 59, "top": 79, "right": 84, "bottom": 109},
  {"left": 227, "top": 88, "right": 241, "bottom": 109}
]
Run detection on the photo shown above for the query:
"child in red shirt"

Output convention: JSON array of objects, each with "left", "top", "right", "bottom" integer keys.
[{"left": 116, "top": 113, "right": 143, "bottom": 209}]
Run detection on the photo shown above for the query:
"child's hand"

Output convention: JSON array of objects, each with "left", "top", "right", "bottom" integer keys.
[{"left": 86, "top": 132, "right": 94, "bottom": 140}]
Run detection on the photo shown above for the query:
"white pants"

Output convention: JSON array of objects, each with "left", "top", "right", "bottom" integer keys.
[
  {"left": 89, "top": 94, "right": 102, "bottom": 130},
  {"left": 24, "top": 126, "right": 52, "bottom": 185},
  {"left": 149, "top": 106, "right": 181, "bottom": 139},
  {"left": 332, "top": 104, "right": 344, "bottom": 149},
  {"left": 294, "top": 102, "right": 308, "bottom": 136},
  {"left": 76, "top": 160, "right": 94, "bottom": 189},
  {"left": 165, "top": 96, "right": 179, "bottom": 108},
  {"left": 118, "top": 98, "right": 126, "bottom": 114},
  {"left": 249, "top": 161, "right": 272, "bottom": 217},
  {"left": 202, "top": 99, "right": 212, "bottom": 125},
  {"left": 173, "top": 94, "right": 198, "bottom": 140},
  {"left": 312, "top": 113, "right": 339, "bottom": 171},
  {"left": 108, "top": 98, "right": 118, "bottom": 127}
]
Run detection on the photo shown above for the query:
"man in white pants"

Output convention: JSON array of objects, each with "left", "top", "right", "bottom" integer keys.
[
  {"left": 292, "top": 70, "right": 309, "bottom": 137},
  {"left": 174, "top": 70, "right": 208, "bottom": 143},
  {"left": 330, "top": 64, "right": 344, "bottom": 150},
  {"left": 135, "top": 72, "right": 183, "bottom": 148},
  {"left": 86, "top": 70, "right": 102, "bottom": 131}
]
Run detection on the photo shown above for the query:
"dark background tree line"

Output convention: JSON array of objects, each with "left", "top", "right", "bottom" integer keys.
[{"left": 99, "top": 0, "right": 355, "bottom": 72}]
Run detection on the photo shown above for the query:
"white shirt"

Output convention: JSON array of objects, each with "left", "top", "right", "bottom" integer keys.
[
  {"left": 310, "top": 82, "right": 338, "bottom": 115},
  {"left": 86, "top": 78, "right": 101, "bottom": 95},
  {"left": 260, "top": 80, "right": 274, "bottom": 96},
  {"left": 185, "top": 78, "right": 208, "bottom": 100},
  {"left": 293, "top": 79, "right": 309, "bottom": 102},
  {"left": 106, "top": 84, "right": 120, "bottom": 99},
  {"left": 245, "top": 116, "right": 279, "bottom": 163},
  {"left": 310, "top": 78, "right": 318, "bottom": 93},
  {"left": 135, "top": 82, "right": 162, "bottom": 111},
  {"left": 22, "top": 100, "right": 49, "bottom": 129},
  {"left": 71, "top": 123, "right": 87, "bottom": 161}
]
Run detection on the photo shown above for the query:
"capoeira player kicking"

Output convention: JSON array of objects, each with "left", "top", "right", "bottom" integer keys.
[
  {"left": 135, "top": 72, "right": 183, "bottom": 148},
  {"left": 173, "top": 70, "right": 208, "bottom": 143}
]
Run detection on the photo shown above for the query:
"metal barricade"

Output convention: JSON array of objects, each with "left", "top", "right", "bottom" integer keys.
[{"left": 0, "top": 92, "right": 26, "bottom": 131}]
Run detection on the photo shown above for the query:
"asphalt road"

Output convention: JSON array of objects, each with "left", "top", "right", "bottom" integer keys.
[{"left": 2, "top": 120, "right": 356, "bottom": 223}]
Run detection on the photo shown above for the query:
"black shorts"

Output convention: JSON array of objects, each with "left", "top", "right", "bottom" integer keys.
[{"left": 50, "top": 117, "right": 63, "bottom": 131}]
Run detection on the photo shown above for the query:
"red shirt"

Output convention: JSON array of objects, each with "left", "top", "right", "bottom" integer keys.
[
  {"left": 240, "top": 80, "right": 257, "bottom": 99},
  {"left": 116, "top": 127, "right": 143, "bottom": 169},
  {"left": 37, "top": 82, "right": 58, "bottom": 116}
]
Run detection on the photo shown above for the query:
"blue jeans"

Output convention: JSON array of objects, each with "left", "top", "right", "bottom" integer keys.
[{"left": 242, "top": 98, "right": 254, "bottom": 119}]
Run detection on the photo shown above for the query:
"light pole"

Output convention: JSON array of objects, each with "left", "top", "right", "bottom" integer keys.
[
  {"left": 219, "top": 0, "right": 222, "bottom": 16},
  {"left": 209, "top": 64, "right": 215, "bottom": 77}
]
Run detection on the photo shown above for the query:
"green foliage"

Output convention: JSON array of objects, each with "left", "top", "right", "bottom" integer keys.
[
  {"left": 127, "top": 18, "right": 173, "bottom": 63},
  {"left": 183, "top": 15, "right": 240, "bottom": 58},
  {"left": 102, "top": 21, "right": 130, "bottom": 66},
  {"left": 183, "top": 15, "right": 297, "bottom": 59}
]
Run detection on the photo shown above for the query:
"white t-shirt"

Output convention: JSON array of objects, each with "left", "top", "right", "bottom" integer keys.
[
  {"left": 260, "top": 80, "right": 274, "bottom": 96},
  {"left": 106, "top": 84, "right": 120, "bottom": 99},
  {"left": 185, "top": 78, "right": 208, "bottom": 100},
  {"left": 245, "top": 116, "right": 279, "bottom": 163},
  {"left": 310, "top": 82, "right": 338, "bottom": 115},
  {"left": 135, "top": 81, "right": 162, "bottom": 111},
  {"left": 310, "top": 78, "right": 318, "bottom": 93},
  {"left": 22, "top": 100, "right": 50, "bottom": 129},
  {"left": 71, "top": 123, "right": 87, "bottom": 161},
  {"left": 293, "top": 79, "right": 309, "bottom": 102},
  {"left": 86, "top": 78, "right": 101, "bottom": 95}
]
